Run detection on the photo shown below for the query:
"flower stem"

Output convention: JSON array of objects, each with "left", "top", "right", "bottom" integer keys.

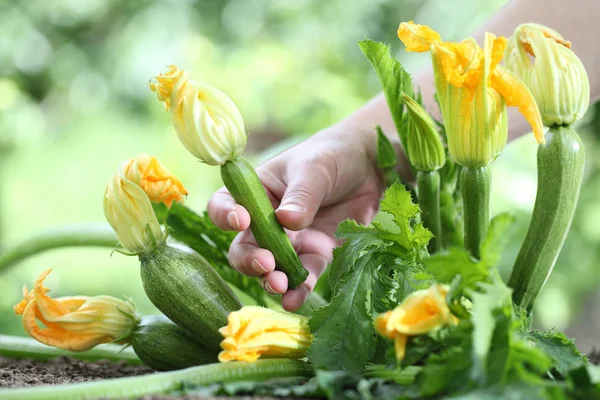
[
  {"left": 0, "top": 335, "right": 141, "bottom": 365},
  {"left": 0, "top": 225, "right": 118, "bottom": 274},
  {"left": 0, "top": 359, "right": 313, "bottom": 400},
  {"left": 417, "top": 170, "right": 442, "bottom": 253},
  {"left": 508, "top": 126, "right": 584, "bottom": 313},
  {"left": 460, "top": 167, "right": 491, "bottom": 260}
]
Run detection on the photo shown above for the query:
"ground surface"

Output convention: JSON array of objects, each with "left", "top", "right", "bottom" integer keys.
[
  {"left": 0, "top": 356, "right": 301, "bottom": 399},
  {"left": 0, "top": 356, "right": 153, "bottom": 388},
  {"left": 3, "top": 351, "right": 599, "bottom": 398}
]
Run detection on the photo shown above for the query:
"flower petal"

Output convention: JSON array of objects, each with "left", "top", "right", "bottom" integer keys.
[
  {"left": 394, "top": 334, "right": 408, "bottom": 361},
  {"left": 491, "top": 66, "right": 545, "bottom": 143},
  {"left": 397, "top": 21, "right": 442, "bottom": 52}
]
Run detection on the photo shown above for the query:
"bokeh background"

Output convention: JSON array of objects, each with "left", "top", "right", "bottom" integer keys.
[{"left": 2, "top": 0, "right": 600, "bottom": 351}]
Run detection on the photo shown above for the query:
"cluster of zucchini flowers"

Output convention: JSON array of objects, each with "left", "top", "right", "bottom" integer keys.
[{"left": 375, "top": 20, "right": 589, "bottom": 360}]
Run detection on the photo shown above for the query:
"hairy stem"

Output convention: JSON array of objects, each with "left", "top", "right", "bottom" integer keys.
[{"left": 417, "top": 170, "right": 442, "bottom": 253}]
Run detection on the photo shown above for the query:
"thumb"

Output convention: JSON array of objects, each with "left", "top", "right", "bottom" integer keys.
[{"left": 275, "top": 164, "right": 331, "bottom": 231}]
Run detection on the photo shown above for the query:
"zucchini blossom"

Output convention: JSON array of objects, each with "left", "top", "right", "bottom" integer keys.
[
  {"left": 14, "top": 269, "right": 138, "bottom": 352},
  {"left": 149, "top": 65, "right": 247, "bottom": 166},
  {"left": 375, "top": 284, "right": 457, "bottom": 361},
  {"left": 218, "top": 306, "right": 312, "bottom": 362},
  {"left": 121, "top": 154, "right": 188, "bottom": 208},
  {"left": 398, "top": 21, "right": 544, "bottom": 168},
  {"left": 504, "top": 23, "right": 590, "bottom": 127}
]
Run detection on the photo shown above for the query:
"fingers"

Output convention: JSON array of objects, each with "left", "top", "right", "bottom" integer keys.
[
  {"left": 260, "top": 229, "right": 335, "bottom": 311},
  {"left": 207, "top": 188, "right": 251, "bottom": 231},
  {"left": 227, "top": 231, "right": 276, "bottom": 276},
  {"left": 276, "top": 159, "right": 335, "bottom": 231}
]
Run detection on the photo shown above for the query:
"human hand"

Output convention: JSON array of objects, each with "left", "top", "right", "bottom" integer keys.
[{"left": 208, "top": 125, "right": 390, "bottom": 311}]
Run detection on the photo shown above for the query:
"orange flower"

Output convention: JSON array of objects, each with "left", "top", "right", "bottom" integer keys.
[
  {"left": 375, "top": 284, "right": 457, "bottom": 361},
  {"left": 397, "top": 21, "right": 543, "bottom": 167},
  {"left": 121, "top": 154, "right": 188, "bottom": 208},
  {"left": 14, "top": 269, "right": 138, "bottom": 352}
]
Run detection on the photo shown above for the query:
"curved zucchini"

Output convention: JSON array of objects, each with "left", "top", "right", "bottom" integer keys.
[
  {"left": 220, "top": 156, "right": 309, "bottom": 288},
  {"left": 130, "top": 315, "right": 217, "bottom": 371},
  {"left": 139, "top": 244, "right": 243, "bottom": 351},
  {"left": 508, "top": 126, "right": 584, "bottom": 312}
]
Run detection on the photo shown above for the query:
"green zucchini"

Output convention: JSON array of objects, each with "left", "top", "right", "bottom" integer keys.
[
  {"left": 508, "top": 126, "right": 585, "bottom": 312},
  {"left": 130, "top": 315, "right": 217, "bottom": 371},
  {"left": 221, "top": 156, "right": 309, "bottom": 289},
  {"left": 460, "top": 166, "right": 491, "bottom": 260},
  {"left": 139, "top": 244, "right": 243, "bottom": 351}
]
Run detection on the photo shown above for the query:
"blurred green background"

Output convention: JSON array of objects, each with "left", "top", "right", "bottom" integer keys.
[{"left": 2, "top": 0, "right": 599, "bottom": 352}]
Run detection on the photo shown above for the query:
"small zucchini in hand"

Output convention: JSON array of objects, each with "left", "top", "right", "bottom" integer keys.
[
  {"left": 139, "top": 244, "right": 243, "bottom": 351},
  {"left": 221, "top": 156, "right": 309, "bottom": 288}
]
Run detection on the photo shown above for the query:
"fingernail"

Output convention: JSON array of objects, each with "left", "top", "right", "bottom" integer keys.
[
  {"left": 251, "top": 258, "right": 269, "bottom": 274},
  {"left": 277, "top": 204, "right": 306, "bottom": 213},
  {"left": 263, "top": 280, "right": 277, "bottom": 294},
  {"left": 227, "top": 211, "right": 240, "bottom": 230}
]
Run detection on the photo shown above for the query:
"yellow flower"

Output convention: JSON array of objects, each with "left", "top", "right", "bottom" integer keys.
[
  {"left": 103, "top": 170, "right": 164, "bottom": 255},
  {"left": 504, "top": 23, "right": 590, "bottom": 127},
  {"left": 375, "top": 284, "right": 456, "bottom": 361},
  {"left": 218, "top": 306, "right": 312, "bottom": 362},
  {"left": 398, "top": 21, "right": 544, "bottom": 168},
  {"left": 149, "top": 65, "right": 247, "bottom": 166},
  {"left": 120, "top": 154, "right": 188, "bottom": 208},
  {"left": 14, "top": 269, "right": 138, "bottom": 352},
  {"left": 403, "top": 94, "right": 446, "bottom": 171}
]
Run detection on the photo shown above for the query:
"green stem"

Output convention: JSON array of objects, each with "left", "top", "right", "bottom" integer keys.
[
  {"left": 508, "top": 126, "right": 584, "bottom": 313},
  {"left": 417, "top": 170, "right": 442, "bottom": 253},
  {"left": 0, "top": 335, "right": 141, "bottom": 365},
  {"left": 221, "top": 156, "right": 309, "bottom": 288},
  {"left": 0, "top": 359, "right": 313, "bottom": 400},
  {"left": 0, "top": 225, "right": 117, "bottom": 274},
  {"left": 460, "top": 167, "right": 491, "bottom": 260}
]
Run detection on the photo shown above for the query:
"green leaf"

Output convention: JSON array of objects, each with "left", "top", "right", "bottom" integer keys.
[
  {"left": 425, "top": 212, "right": 516, "bottom": 295},
  {"left": 358, "top": 39, "right": 413, "bottom": 163},
  {"left": 379, "top": 182, "right": 432, "bottom": 251},
  {"left": 469, "top": 280, "right": 513, "bottom": 384},
  {"left": 166, "top": 203, "right": 268, "bottom": 306},
  {"left": 310, "top": 182, "right": 430, "bottom": 373},
  {"left": 523, "top": 330, "right": 587, "bottom": 376},
  {"left": 308, "top": 254, "right": 379, "bottom": 373},
  {"left": 376, "top": 125, "right": 398, "bottom": 170},
  {"left": 480, "top": 212, "right": 516, "bottom": 267}
]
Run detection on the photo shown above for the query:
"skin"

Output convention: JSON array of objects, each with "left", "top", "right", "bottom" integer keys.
[{"left": 208, "top": 0, "right": 600, "bottom": 311}]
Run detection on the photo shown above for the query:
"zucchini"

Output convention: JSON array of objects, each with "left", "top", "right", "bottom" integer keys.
[
  {"left": 508, "top": 126, "right": 585, "bottom": 312},
  {"left": 139, "top": 244, "right": 243, "bottom": 351},
  {"left": 130, "top": 315, "right": 217, "bottom": 371},
  {"left": 220, "top": 156, "right": 309, "bottom": 289},
  {"left": 460, "top": 166, "right": 491, "bottom": 260}
]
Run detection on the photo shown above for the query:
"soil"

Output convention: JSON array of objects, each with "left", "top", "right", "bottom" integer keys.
[
  {"left": 0, "top": 356, "right": 297, "bottom": 399},
  {"left": 0, "top": 355, "right": 153, "bottom": 388}
]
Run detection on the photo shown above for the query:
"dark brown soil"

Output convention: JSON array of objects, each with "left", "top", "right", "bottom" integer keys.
[{"left": 0, "top": 355, "right": 153, "bottom": 388}]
